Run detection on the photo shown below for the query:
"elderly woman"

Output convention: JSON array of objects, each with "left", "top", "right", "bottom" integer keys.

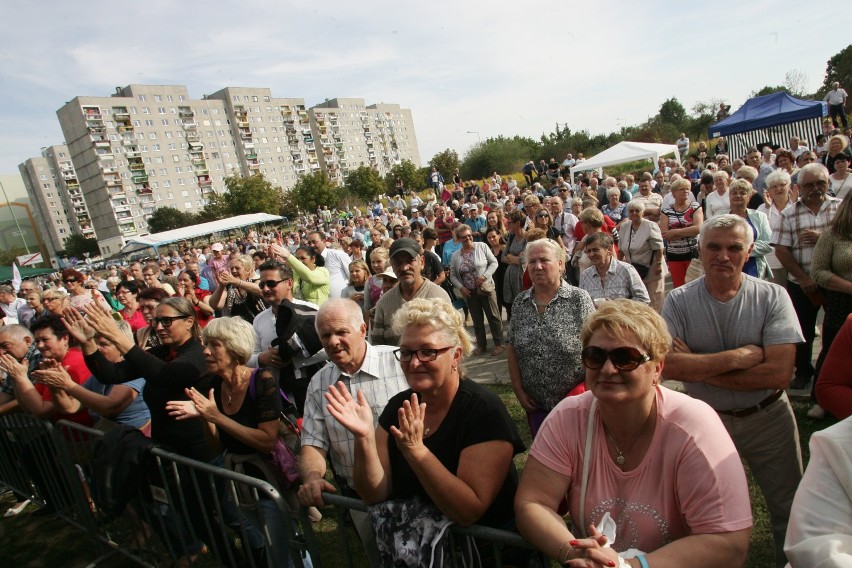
[
  {"left": 758, "top": 170, "right": 796, "bottom": 287},
  {"left": 450, "top": 224, "right": 504, "bottom": 356},
  {"left": 62, "top": 268, "right": 112, "bottom": 312},
  {"left": 42, "top": 288, "right": 69, "bottom": 316},
  {"left": 571, "top": 207, "right": 616, "bottom": 276},
  {"left": 325, "top": 299, "right": 524, "bottom": 565},
  {"left": 508, "top": 239, "right": 595, "bottom": 436},
  {"left": 114, "top": 280, "right": 146, "bottom": 333},
  {"left": 705, "top": 170, "right": 731, "bottom": 218},
  {"left": 580, "top": 232, "right": 650, "bottom": 305},
  {"left": 602, "top": 188, "right": 628, "bottom": 224},
  {"left": 166, "top": 317, "right": 294, "bottom": 568},
  {"left": 103, "top": 276, "right": 123, "bottom": 311},
  {"left": 515, "top": 301, "right": 752, "bottom": 567},
  {"left": 208, "top": 254, "right": 265, "bottom": 323},
  {"left": 727, "top": 179, "right": 773, "bottom": 279},
  {"left": 37, "top": 316, "right": 151, "bottom": 434},
  {"left": 618, "top": 200, "right": 666, "bottom": 311},
  {"left": 501, "top": 209, "right": 528, "bottom": 316},
  {"left": 823, "top": 134, "right": 852, "bottom": 174},
  {"left": 660, "top": 178, "right": 704, "bottom": 288}
]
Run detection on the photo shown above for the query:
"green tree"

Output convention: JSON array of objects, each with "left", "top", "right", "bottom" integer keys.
[
  {"left": 816, "top": 44, "right": 852, "bottom": 99},
  {"left": 284, "top": 171, "right": 342, "bottom": 215},
  {"left": 460, "top": 136, "right": 539, "bottom": 179},
  {"left": 750, "top": 85, "right": 789, "bottom": 98},
  {"left": 658, "top": 98, "right": 687, "bottom": 128},
  {"left": 344, "top": 166, "right": 385, "bottom": 202},
  {"left": 63, "top": 234, "right": 101, "bottom": 258},
  {"left": 210, "top": 173, "right": 283, "bottom": 216},
  {"left": 429, "top": 148, "right": 460, "bottom": 181},
  {"left": 147, "top": 206, "right": 194, "bottom": 233},
  {"left": 384, "top": 159, "right": 423, "bottom": 195}
]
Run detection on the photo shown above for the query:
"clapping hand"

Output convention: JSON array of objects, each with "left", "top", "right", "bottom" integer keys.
[
  {"left": 165, "top": 399, "right": 200, "bottom": 420},
  {"left": 0, "top": 353, "right": 28, "bottom": 383},
  {"left": 389, "top": 393, "right": 428, "bottom": 455},
  {"left": 61, "top": 306, "right": 96, "bottom": 345},
  {"left": 184, "top": 386, "right": 220, "bottom": 423},
  {"left": 32, "top": 363, "right": 75, "bottom": 391},
  {"left": 325, "top": 382, "right": 375, "bottom": 439}
]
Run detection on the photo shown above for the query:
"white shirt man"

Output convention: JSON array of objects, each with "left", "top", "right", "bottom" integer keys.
[{"left": 306, "top": 230, "right": 351, "bottom": 299}]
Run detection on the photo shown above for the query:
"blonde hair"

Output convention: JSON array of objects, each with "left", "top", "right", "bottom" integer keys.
[
  {"left": 580, "top": 300, "right": 671, "bottom": 361},
  {"left": 202, "top": 316, "right": 256, "bottom": 365},
  {"left": 391, "top": 298, "right": 473, "bottom": 358},
  {"left": 348, "top": 260, "right": 370, "bottom": 284}
]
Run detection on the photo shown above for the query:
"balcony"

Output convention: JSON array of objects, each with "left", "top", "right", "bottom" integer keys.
[
  {"left": 195, "top": 166, "right": 209, "bottom": 175},
  {"left": 63, "top": 172, "right": 77, "bottom": 181},
  {"left": 185, "top": 131, "right": 200, "bottom": 142},
  {"left": 240, "top": 131, "right": 253, "bottom": 140},
  {"left": 188, "top": 140, "right": 204, "bottom": 150},
  {"left": 247, "top": 160, "right": 260, "bottom": 169},
  {"left": 117, "top": 125, "right": 135, "bottom": 134},
  {"left": 131, "top": 174, "right": 149, "bottom": 184},
  {"left": 178, "top": 107, "right": 194, "bottom": 118},
  {"left": 198, "top": 176, "right": 212, "bottom": 186},
  {"left": 137, "top": 186, "right": 153, "bottom": 195},
  {"left": 192, "top": 157, "right": 207, "bottom": 167},
  {"left": 83, "top": 108, "right": 102, "bottom": 119},
  {"left": 125, "top": 150, "right": 140, "bottom": 159},
  {"left": 237, "top": 120, "right": 249, "bottom": 128},
  {"left": 114, "top": 204, "right": 131, "bottom": 213},
  {"left": 113, "top": 111, "right": 130, "bottom": 121},
  {"left": 122, "top": 137, "right": 136, "bottom": 146},
  {"left": 182, "top": 120, "right": 197, "bottom": 129},
  {"left": 129, "top": 162, "right": 146, "bottom": 171}
]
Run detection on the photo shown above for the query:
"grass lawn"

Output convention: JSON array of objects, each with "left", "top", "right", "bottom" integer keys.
[{"left": 0, "top": 386, "right": 834, "bottom": 567}]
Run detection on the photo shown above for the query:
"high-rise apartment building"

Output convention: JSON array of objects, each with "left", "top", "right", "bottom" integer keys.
[
  {"left": 43, "top": 84, "right": 419, "bottom": 256},
  {"left": 19, "top": 144, "right": 93, "bottom": 261}
]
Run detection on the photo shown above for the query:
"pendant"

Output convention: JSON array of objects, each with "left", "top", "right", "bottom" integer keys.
[{"left": 615, "top": 455, "right": 625, "bottom": 466}]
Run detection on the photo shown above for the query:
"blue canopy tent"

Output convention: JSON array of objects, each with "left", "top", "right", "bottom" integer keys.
[{"left": 709, "top": 92, "right": 828, "bottom": 159}]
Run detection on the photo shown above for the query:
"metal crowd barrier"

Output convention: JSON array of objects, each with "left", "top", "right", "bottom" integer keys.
[
  {"left": 316, "top": 493, "right": 549, "bottom": 568},
  {"left": 0, "top": 415, "right": 317, "bottom": 567}
]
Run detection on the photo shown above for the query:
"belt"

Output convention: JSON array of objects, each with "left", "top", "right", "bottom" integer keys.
[{"left": 717, "top": 390, "right": 784, "bottom": 418}]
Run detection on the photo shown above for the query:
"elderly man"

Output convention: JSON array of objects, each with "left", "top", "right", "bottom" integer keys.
[
  {"left": 298, "top": 299, "right": 408, "bottom": 567},
  {"left": 0, "top": 285, "right": 26, "bottom": 323},
  {"left": 0, "top": 324, "right": 43, "bottom": 416},
  {"left": 306, "top": 230, "right": 350, "bottom": 299},
  {"left": 663, "top": 214, "right": 804, "bottom": 568},
  {"left": 247, "top": 259, "right": 326, "bottom": 413},
  {"left": 824, "top": 81, "right": 849, "bottom": 129},
  {"left": 370, "top": 238, "right": 450, "bottom": 346},
  {"left": 772, "top": 163, "right": 841, "bottom": 392}
]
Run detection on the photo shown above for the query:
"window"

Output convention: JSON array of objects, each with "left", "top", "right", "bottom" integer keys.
[
  {"left": 185, "top": 201, "right": 193, "bottom": 209},
  {"left": 133, "top": 120, "right": 141, "bottom": 127},
  {"left": 158, "top": 107, "right": 166, "bottom": 114},
  {"left": 182, "top": 189, "right": 189, "bottom": 196},
  {"left": 148, "top": 133, "right": 157, "bottom": 139},
  {"left": 166, "top": 95, "right": 173, "bottom": 102},
  {"left": 165, "top": 131, "right": 173, "bottom": 139},
  {"left": 155, "top": 95, "right": 162, "bottom": 102},
  {"left": 162, "top": 119, "right": 169, "bottom": 126},
  {"left": 138, "top": 95, "right": 146, "bottom": 101},
  {"left": 142, "top": 107, "right": 150, "bottom": 114},
  {"left": 175, "top": 166, "right": 182, "bottom": 173},
  {"left": 153, "top": 144, "right": 161, "bottom": 151},
  {"left": 46, "top": 192, "right": 52, "bottom": 197},
  {"left": 178, "top": 95, "right": 185, "bottom": 102},
  {"left": 145, "top": 119, "right": 154, "bottom": 127},
  {"left": 252, "top": 96, "right": 258, "bottom": 102}
]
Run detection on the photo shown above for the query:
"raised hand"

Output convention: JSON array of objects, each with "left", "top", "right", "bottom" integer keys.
[
  {"left": 185, "top": 387, "right": 220, "bottom": 423},
  {"left": 389, "top": 393, "right": 428, "bottom": 454},
  {"left": 61, "top": 306, "right": 97, "bottom": 345},
  {"left": 0, "top": 353, "right": 29, "bottom": 382},
  {"left": 325, "top": 381, "right": 375, "bottom": 439},
  {"left": 165, "top": 399, "right": 200, "bottom": 420}
]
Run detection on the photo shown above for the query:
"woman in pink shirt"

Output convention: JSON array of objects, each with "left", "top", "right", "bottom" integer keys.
[{"left": 515, "top": 301, "right": 752, "bottom": 568}]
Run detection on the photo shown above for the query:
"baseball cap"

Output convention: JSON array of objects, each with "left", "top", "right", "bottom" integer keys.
[
  {"left": 211, "top": 242, "right": 224, "bottom": 251},
  {"left": 389, "top": 238, "right": 422, "bottom": 260}
]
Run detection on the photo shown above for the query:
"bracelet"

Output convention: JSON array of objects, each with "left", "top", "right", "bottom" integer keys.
[
  {"left": 636, "top": 555, "right": 650, "bottom": 568},
  {"left": 557, "top": 541, "right": 572, "bottom": 563}
]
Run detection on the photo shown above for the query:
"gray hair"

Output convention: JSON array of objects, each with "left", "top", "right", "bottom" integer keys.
[
  {"left": 699, "top": 214, "right": 754, "bottom": 248},
  {"left": 316, "top": 298, "right": 365, "bottom": 332},
  {"left": 736, "top": 165, "right": 758, "bottom": 183},
  {"left": 606, "top": 187, "right": 621, "bottom": 199},
  {"left": 0, "top": 324, "right": 33, "bottom": 341},
  {"left": 797, "top": 162, "right": 830, "bottom": 183},
  {"left": 201, "top": 316, "right": 257, "bottom": 365},
  {"left": 765, "top": 169, "right": 791, "bottom": 188},
  {"left": 626, "top": 200, "right": 646, "bottom": 214},
  {"left": 525, "top": 238, "right": 566, "bottom": 263}
]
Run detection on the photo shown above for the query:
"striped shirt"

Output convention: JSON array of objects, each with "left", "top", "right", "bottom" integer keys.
[
  {"left": 771, "top": 197, "right": 840, "bottom": 284},
  {"left": 301, "top": 342, "right": 408, "bottom": 488},
  {"left": 580, "top": 258, "right": 650, "bottom": 304}
]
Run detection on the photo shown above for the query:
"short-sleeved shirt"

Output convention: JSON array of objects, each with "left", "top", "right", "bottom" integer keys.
[
  {"left": 301, "top": 343, "right": 409, "bottom": 488},
  {"left": 530, "top": 388, "right": 753, "bottom": 553},
  {"left": 379, "top": 380, "right": 525, "bottom": 527},
  {"left": 83, "top": 377, "right": 149, "bottom": 428},
  {"left": 507, "top": 283, "right": 595, "bottom": 411},
  {"left": 214, "top": 368, "right": 281, "bottom": 456},
  {"left": 662, "top": 275, "right": 804, "bottom": 411},
  {"left": 579, "top": 259, "right": 650, "bottom": 304},
  {"left": 770, "top": 197, "right": 840, "bottom": 284},
  {"left": 34, "top": 348, "right": 95, "bottom": 426}
]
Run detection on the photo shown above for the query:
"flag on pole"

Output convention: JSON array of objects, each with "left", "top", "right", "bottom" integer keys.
[{"left": 11, "top": 263, "right": 22, "bottom": 293}]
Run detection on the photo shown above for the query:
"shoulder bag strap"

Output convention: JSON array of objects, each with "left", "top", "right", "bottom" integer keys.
[{"left": 578, "top": 398, "right": 597, "bottom": 538}]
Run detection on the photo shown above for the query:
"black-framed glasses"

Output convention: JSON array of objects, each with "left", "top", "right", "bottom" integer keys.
[
  {"left": 258, "top": 279, "right": 286, "bottom": 289},
  {"left": 460, "top": 234, "right": 474, "bottom": 241},
  {"left": 63, "top": 278, "right": 77, "bottom": 284},
  {"left": 151, "top": 315, "right": 190, "bottom": 328},
  {"left": 581, "top": 346, "right": 651, "bottom": 371},
  {"left": 393, "top": 346, "right": 455, "bottom": 362},
  {"left": 800, "top": 180, "right": 828, "bottom": 191},
  {"left": 536, "top": 213, "right": 550, "bottom": 218}
]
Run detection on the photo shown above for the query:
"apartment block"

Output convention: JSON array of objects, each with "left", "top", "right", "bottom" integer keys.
[
  {"left": 18, "top": 145, "right": 93, "bottom": 261},
  {"left": 48, "top": 84, "right": 420, "bottom": 255}
]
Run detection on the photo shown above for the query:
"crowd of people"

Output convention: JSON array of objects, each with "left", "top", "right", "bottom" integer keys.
[{"left": 0, "top": 118, "right": 851, "bottom": 567}]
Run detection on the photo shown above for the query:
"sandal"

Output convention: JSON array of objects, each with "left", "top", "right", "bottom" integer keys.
[{"left": 491, "top": 346, "right": 505, "bottom": 356}]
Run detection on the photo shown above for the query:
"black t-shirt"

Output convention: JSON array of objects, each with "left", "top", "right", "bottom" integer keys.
[
  {"left": 422, "top": 250, "right": 443, "bottom": 282},
  {"left": 378, "top": 379, "right": 525, "bottom": 527},
  {"left": 214, "top": 368, "right": 282, "bottom": 456}
]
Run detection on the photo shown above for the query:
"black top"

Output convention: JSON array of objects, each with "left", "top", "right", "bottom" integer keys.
[
  {"left": 378, "top": 379, "right": 524, "bottom": 527},
  {"left": 85, "top": 338, "right": 215, "bottom": 462},
  {"left": 213, "top": 368, "right": 281, "bottom": 456}
]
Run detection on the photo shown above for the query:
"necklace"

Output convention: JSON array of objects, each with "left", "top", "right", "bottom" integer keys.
[
  {"left": 223, "top": 368, "right": 247, "bottom": 406},
  {"left": 602, "top": 409, "right": 655, "bottom": 467}
]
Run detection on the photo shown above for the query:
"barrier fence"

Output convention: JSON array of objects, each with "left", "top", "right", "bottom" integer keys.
[{"left": 0, "top": 414, "right": 547, "bottom": 567}]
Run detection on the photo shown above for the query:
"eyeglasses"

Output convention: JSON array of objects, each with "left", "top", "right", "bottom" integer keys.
[
  {"left": 800, "top": 180, "right": 828, "bottom": 191},
  {"left": 460, "top": 234, "right": 474, "bottom": 241},
  {"left": 151, "top": 315, "right": 190, "bottom": 328},
  {"left": 581, "top": 346, "right": 651, "bottom": 371},
  {"left": 393, "top": 346, "right": 455, "bottom": 362},
  {"left": 536, "top": 213, "right": 550, "bottom": 218},
  {"left": 258, "top": 279, "right": 286, "bottom": 289},
  {"left": 63, "top": 279, "right": 77, "bottom": 284}
]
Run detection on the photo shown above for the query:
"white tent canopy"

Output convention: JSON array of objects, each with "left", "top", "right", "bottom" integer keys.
[
  {"left": 569, "top": 141, "right": 681, "bottom": 182},
  {"left": 119, "top": 213, "right": 284, "bottom": 257}
]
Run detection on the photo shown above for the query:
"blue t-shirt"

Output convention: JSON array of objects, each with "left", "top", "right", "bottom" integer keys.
[{"left": 83, "top": 376, "right": 151, "bottom": 428}]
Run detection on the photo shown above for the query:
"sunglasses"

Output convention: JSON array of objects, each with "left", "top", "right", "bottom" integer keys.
[
  {"left": 151, "top": 315, "right": 190, "bottom": 328},
  {"left": 258, "top": 279, "right": 286, "bottom": 289},
  {"left": 536, "top": 213, "right": 550, "bottom": 218},
  {"left": 63, "top": 279, "right": 77, "bottom": 284},
  {"left": 581, "top": 346, "right": 651, "bottom": 371}
]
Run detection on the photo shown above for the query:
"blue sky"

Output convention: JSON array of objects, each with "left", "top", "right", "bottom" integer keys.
[{"left": 1, "top": 0, "right": 850, "bottom": 174}]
